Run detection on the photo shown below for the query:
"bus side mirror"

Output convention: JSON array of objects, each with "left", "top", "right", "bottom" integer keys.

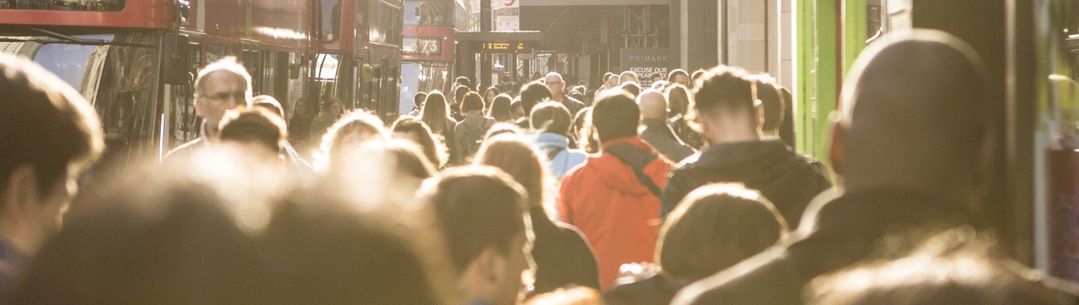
[{"left": 162, "top": 33, "right": 193, "bottom": 85}]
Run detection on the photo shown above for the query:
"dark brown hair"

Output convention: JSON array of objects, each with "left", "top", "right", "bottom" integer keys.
[
  {"left": 519, "top": 81, "right": 551, "bottom": 115},
  {"left": 475, "top": 135, "right": 549, "bottom": 208},
  {"left": 422, "top": 166, "right": 528, "bottom": 270},
  {"left": 756, "top": 77, "right": 785, "bottom": 132},
  {"left": 391, "top": 116, "right": 445, "bottom": 168},
  {"left": 461, "top": 92, "right": 485, "bottom": 113},
  {"left": 591, "top": 93, "right": 640, "bottom": 144},
  {"left": 692, "top": 66, "right": 755, "bottom": 122},
  {"left": 219, "top": 107, "right": 288, "bottom": 154},
  {"left": 658, "top": 183, "right": 787, "bottom": 281},
  {"left": 488, "top": 93, "right": 514, "bottom": 122},
  {"left": 530, "top": 102, "right": 573, "bottom": 136},
  {"left": 0, "top": 55, "right": 103, "bottom": 194}
]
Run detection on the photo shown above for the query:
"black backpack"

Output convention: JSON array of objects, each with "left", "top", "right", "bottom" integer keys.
[{"left": 605, "top": 143, "right": 663, "bottom": 198}]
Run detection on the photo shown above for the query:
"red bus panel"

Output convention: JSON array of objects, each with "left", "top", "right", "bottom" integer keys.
[{"left": 0, "top": 1, "right": 176, "bottom": 30}]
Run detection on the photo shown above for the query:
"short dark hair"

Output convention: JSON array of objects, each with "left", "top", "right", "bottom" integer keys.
[
  {"left": 519, "top": 81, "right": 551, "bottom": 114},
  {"left": 414, "top": 92, "right": 428, "bottom": 108},
  {"left": 219, "top": 107, "right": 288, "bottom": 153},
  {"left": 488, "top": 94, "right": 514, "bottom": 122},
  {"left": 530, "top": 102, "right": 572, "bottom": 136},
  {"left": 461, "top": 92, "right": 485, "bottom": 113},
  {"left": 453, "top": 85, "right": 470, "bottom": 105},
  {"left": 756, "top": 78, "right": 785, "bottom": 132},
  {"left": 693, "top": 67, "right": 755, "bottom": 121},
  {"left": 0, "top": 55, "right": 104, "bottom": 195},
  {"left": 423, "top": 166, "right": 528, "bottom": 270},
  {"left": 591, "top": 92, "right": 640, "bottom": 143},
  {"left": 455, "top": 76, "right": 472, "bottom": 88},
  {"left": 620, "top": 82, "right": 641, "bottom": 97},
  {"left": 690, "top": 69, "right": 706, "bottom": 85},
  {"left": 666, "top": 84, "right": 692, "bottom": 116},
  {"left": 667, "top": 69, "right": 689, "bottom": 82},
  {"left": 658, "top": 184, "right": 786, "bottom": 281}
]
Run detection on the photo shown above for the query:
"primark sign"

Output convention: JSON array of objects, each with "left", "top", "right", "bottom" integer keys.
[{"left": 620, "top": 48, "right": 669, "bottom": 86}]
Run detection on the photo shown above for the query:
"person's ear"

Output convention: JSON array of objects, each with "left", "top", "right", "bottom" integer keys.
[
  {"left": 476, "top": 246, "right": 506, "bottom": 285},
  {"left": 4, "top": 166, "right": 40, "bottom": 219},
  {"left": 194, "top": 96, "right": 205, "bottom": 116},
  {"left": 828, "top": 125, "right": 845, "bottom": 175}
]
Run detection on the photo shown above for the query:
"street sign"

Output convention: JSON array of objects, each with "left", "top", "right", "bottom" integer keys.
[
  {"left": 620, "top": 48, "right": 669, "bottom": 87},
  {"left": 480, "top": 41, "right": 532, "bottom": 53}
]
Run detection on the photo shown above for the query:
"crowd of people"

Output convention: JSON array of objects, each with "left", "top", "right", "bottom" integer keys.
[{"left": 4, "top": 29, "right": 1079, "bottom": 305}]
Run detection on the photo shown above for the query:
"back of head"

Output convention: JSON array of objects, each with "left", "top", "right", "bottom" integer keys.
[
  {"left": 475, "top": 135, "right": 549, "bottom": 207},
  {"left": 690, "top": 69, "right": 706, "bottom": 85},
  {"left": 392, "top": 116, "right": 444, "bottom": 168},
  {"left": 253, "top": 95, "right": 286, "bottom": 119},
  {"left": 386, "top": 139, "right": 436, "bottom": 180},
  {"left": 658, "top": 184, "right": 787, "bottom": 281},
  {"left": 619, "top": 71, "right": 639, "bottom": 84},
  {"left": 456, "top": 76, "right": 472, "bottom": 88},
  {"left": 321, "top": 110, "right": 387, "bottom": 165},
  {"left": 16, "top": 147, "right": 288, "bottom": 305},
  {"left": 414, "top": 92, "right": 429, "bottom": 108},
  {"left": 421, "top": 166, "right": 529, "bottom": 271},
  {"left": 692, "top": 66, "right": 755, "bottom": 122},
  {"left": 489, "top": 94, "right": 514, "bottom": 122},
  {"left": 666, "top": 84, "right": 692, "bottom": 116},
  {"left": 835, "top": 30, "right": 991, "bottom": 194},
  {"left": 520, "top": 81, "right": 552, "bottom": 114},
  {"left": 637, "top": 89, "right": 668, "bottom": 120},
  {"left": 620, "top": 82, "right": 641, "bottom": 98},
  {"left": 0, "top": 54, "right": 104, "bottom": 195},
  {"left": 806, "top": 229, "right": 1068, "bottom": 305},
  {"left": 263, "top": 190, "right": 451, "bottom": 305},
  {"left": 462, "top": 92, "right": 485, "bottom": 113},
  {"left": 591, "top": 92, "right": 640, "bottom": 144},
  {"left": 668, "top": 69, "right": 690, "bottom": 83},
  {"left": 454, "top": 85, "right": 471, "bottom": 105},
  {"left": 530, "top": 102, "right": 573, "bottom": 136},
  {"left": 755, "top": 77, "right": 785, "bottom": 132},
  {"left": 219, "top": 107, "right": 288, "bottom": 154}
]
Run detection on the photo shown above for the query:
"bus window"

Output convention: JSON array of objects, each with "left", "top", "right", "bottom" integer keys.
[
  {"left": 31, "top": 35, "right": 113, "bottom": 92},
  {"left": 1, "top": 0, "right": 125, "bottom": 11},
  {"left": 319, "top": 0, "right": 341, "bottom": 42}
]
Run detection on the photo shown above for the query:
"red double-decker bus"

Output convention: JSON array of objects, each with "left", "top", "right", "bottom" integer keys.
[
  {"left": 399, "top": 0, "right": 457, "bottom": 115},
  {"left": 0, "top": 0, "right": 404, "bottom": 162}
]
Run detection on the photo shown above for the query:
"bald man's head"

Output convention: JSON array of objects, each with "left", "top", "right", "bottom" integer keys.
[
  {"left": 832, "top": 30, "right": 992, "bottom": 197},
  {"left": 637, "top": 89, "right": 668, "bottom": 120}
]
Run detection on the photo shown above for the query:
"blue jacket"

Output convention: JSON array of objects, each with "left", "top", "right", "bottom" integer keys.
[{"left": 534, "top": 132, "right": 587, "bottom": 179}]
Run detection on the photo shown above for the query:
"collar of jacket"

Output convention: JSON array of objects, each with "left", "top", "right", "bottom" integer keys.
[
  {"left": 600, "top": 136, "right": 652, "bottom": 152},
  {"left": 536, "top": 132, "right": 570, "bottom": 148},
  {"left": 693, "top": 139, "right": 788, "bottom": 168}
]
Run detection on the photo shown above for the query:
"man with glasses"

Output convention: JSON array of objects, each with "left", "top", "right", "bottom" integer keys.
[
  {"left": 544, "top": 72, "right": 585, "bottom": 117},
  {"left": 168, "top": 57, "right": 254, "bottom": 158}
]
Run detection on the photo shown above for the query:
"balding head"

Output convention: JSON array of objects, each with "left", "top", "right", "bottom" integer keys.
[
  {"left": 832, "top": 30, "right": 992, "bottom": 198},
  {"left": 637, "top": 89, "right": 668, "bottom": 120}
]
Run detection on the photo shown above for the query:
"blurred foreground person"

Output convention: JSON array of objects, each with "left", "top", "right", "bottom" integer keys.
[
  {"left": 605, "top": 184, "right": 787, "bottom": 305},
  {"left": 219, "top": 107, "right": 287, "bottom": 155},
  {"left": 525, "top": 287, "right": 604, "bottom": 305},
  {"left": 806, "top": 229, "right": 1076, "bottom": 305},
  {"left": 672, "top": 30, "right": 1006, "bottom": 305},
  {"left": 251, "top": 95, "right": 311, "bottom": 170},
  {"left": 264, "top": 160, "right": 453, "bottom": 305},
  {"left": 422, "top": 167, "right": 535, "bottom": 305},
  {"left": 169, "top": 57, "right": 253, "bottom": 157},
  {"left": 392, "top": 116, "right": 446, "bottom": 169},
  {"left": 476, "top": 135, "right": 600, "bottom": 294},
  {"left": 558, "top": 93, "right": 673, "bottom": 289},
  {"left": 531, "top": 102, "right": 587, "bottom": 179},
  {"left": 619, "top": 71, "right": 639, "bottom": 85},
  {"left": 15, "top": 146, "right": 290, "bottom": 305},
  {"left": 636, "top": 89, "right": 695, "bottom": 163},
  {"left": 318, "top": 111, "right": 387, "bottom": 171},
  {"left": 661, "top": 67, "right": 830, "bottom": 228},
  {"left": 0, "top": 54, "right": 104, "bottom": 298}
]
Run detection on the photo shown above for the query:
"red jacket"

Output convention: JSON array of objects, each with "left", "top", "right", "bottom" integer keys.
[{"left": 557, "top": 137, "right": 673, "bottom": 290}]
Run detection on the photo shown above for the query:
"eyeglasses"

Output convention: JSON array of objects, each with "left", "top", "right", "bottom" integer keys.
[{"left": 200, "top": 91, "right": 246, "bottom": 102}]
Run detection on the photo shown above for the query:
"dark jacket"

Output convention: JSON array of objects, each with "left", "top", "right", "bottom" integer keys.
[
  {"left": 556, "top": 95, "right": 586, "bottom": 117},
  {"left": 661, "top": 140, "right": 830, "bottom": 228},
  {"left": 668, "top": 115, "right": 703, "bottom": 149},
  {"left": 605, "top": 275, "right": 685, "bottom": 305},
  {"left": 639, "top": 119, "right": 696, "bottom": 163},
  {"left": 529, "top": 207, "right": 601, "bottom": 294},
  {"left": 675, "top": 188, "right": 986, "bottom": 305}
]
